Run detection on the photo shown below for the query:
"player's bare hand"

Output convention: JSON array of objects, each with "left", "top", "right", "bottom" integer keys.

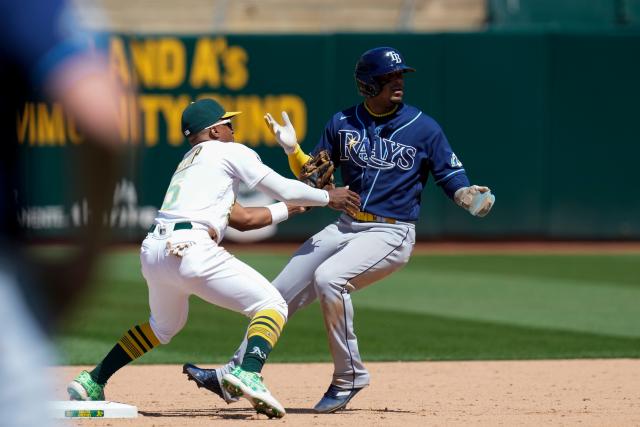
[
  {"left": 327, "top": 186, "right": 360, "bottom": 216},
  {"left": 286, "top": 204, "right": 308, "bottom": 217},
  {"left": 264, "top": 111, "right": 298, "bottom": 154}
]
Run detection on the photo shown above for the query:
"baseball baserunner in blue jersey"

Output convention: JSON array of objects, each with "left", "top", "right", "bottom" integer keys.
[{"left": 184, "top": 46, "right": 495, "bottom": 413}]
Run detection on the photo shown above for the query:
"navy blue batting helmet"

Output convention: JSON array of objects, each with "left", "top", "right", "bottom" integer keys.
[{"left": 354, "top": 47, "right": 416, "bottom": 97}]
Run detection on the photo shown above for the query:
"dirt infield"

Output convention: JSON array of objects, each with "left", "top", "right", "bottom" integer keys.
[{"left": 53, "top": 359, "right": 640, "bottom": 426}]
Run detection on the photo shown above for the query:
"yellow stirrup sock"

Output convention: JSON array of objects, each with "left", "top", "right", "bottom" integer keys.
[
  {"left": 242, "top": 309, "right": 286, "bottom": 372},
  {"left": 91, "top": 322, "right": 160, "bottom": 385}
]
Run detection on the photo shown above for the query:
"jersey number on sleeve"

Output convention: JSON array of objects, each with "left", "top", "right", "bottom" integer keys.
[
  {"left": 160, "top": 146, "right": 202, "bottom": 211},
  {"left": 160, "top": 177, "right": 184, "bottom": 210}
]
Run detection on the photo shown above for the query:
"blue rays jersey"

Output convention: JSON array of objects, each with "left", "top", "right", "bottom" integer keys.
[{"left": 312, "top": 103, "right": 470, "bottom": 222}]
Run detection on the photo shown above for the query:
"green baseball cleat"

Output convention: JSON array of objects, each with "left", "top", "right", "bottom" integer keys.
[
  {"left": 67, "top": 370, "right": 105, "bottom": 401},
  {"left": 222, "top": 367, "right": 285, "bottom": 419}
]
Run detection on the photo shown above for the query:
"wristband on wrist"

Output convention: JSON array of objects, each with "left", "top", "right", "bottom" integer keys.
[
  {"left": 288, "top": 145, "right": 311, "bottom": 177},
  {"left": 266, "top": 202, "right": 289, "bottom": 224}
]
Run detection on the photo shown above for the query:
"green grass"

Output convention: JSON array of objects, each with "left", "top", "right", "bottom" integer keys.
[{"left": 54, "top": 249, "right": 640, "bottom": 364}]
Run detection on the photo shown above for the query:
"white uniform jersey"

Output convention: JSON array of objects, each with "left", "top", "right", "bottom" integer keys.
[{"left": 155, "top": 140, "right": 272, "bottom": 242}]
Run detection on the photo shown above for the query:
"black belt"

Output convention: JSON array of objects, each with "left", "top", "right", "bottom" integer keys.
[{"left": 148, "top": 222, "right": 193, "bottom": 233}]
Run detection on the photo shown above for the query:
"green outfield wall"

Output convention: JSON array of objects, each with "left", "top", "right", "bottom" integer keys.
[{"left": 16, "top": 31, "right": 640, "bottom": 241}]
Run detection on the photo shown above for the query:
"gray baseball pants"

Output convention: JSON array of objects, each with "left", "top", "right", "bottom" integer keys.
[{"left": 223, "top": 214, "right": 415, "bottom": 389}]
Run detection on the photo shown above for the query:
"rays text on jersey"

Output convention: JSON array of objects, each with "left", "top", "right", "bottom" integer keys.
[{"left": 337, "top": 129, "right": 416, "bottom": 170}]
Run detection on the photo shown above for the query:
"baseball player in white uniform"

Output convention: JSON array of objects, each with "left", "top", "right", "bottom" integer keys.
[{"left": 67, "top": 99, "right": 360, "bottom": 419}]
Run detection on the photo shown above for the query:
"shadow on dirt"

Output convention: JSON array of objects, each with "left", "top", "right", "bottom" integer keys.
[
  {"left": 140, "top": 406, "right": 415, "bottom": 418},
  {"left": 140, "top": 408, "right": 258, "bottom": 419}
]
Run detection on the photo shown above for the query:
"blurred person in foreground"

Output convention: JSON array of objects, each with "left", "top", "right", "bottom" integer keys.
[{"left": 0, "top": 0, "right": 126, "bottom": 425}]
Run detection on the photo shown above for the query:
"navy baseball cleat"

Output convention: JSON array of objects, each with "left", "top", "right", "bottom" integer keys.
[
  {"left": 183, "top": 363, "right": 239, "bottom": 403},
  {"left": 313, "top": 384, "right": 364, "bottom": 413}
]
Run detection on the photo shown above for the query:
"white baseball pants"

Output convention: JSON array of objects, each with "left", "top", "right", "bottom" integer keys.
[{"left": 140, "top": 225, "right": 287, "bottom": 344}]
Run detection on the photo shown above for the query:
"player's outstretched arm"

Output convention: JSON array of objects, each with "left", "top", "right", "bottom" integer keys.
[
  {"left": 255, "top": 172, "right": 360, "bottom": 213},
  {"left": 454, "top": 185, "right": 496, "bottom": 217},
  {"left": 264, "top": 111, "right": 310, "bottom": 177},
  {"left": 228, "top": 203, "right": 306, "bottom": 231}
]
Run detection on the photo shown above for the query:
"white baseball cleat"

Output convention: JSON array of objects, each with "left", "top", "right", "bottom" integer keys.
[{"left": 221, "top": 367, "right": 285, "bottom": 419}]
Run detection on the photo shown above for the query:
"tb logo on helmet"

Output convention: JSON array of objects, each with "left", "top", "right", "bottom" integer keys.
[{"left": 354, "top": 46, "right": 416, "bottom": 97}]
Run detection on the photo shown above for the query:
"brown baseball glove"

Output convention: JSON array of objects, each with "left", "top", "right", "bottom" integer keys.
[{"left": 299, "top": 150, "right": 335, "bottom": 190}]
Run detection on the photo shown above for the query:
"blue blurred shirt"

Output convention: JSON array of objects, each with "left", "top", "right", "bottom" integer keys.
[{"left": 0, "top": 0, "right": 89, "bottom": 235}]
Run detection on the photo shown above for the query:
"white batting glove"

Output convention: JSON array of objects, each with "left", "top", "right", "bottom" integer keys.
[
  {"left": 454, "top": 185, "right": 495, "bottom": 217},
  {"left": 264, "top": 111, "right": 298, "bottom": 154}
]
